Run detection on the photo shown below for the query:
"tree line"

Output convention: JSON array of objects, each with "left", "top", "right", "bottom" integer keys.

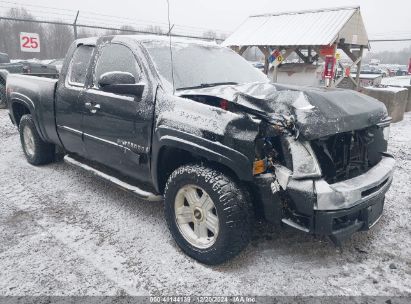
[
  {"left": 365, "top": 44, "right": 411, "bottom": 65},
  {"left": 0, "top": 8, "right": 224, "bottom": 60},
  {"left": 0, "top": 8, "right": 72, "bottom": 60}
]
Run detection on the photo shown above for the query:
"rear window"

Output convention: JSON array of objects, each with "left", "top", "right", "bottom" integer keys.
[{"left": 68, "top": 46, "right": 94, "bottom": 86}]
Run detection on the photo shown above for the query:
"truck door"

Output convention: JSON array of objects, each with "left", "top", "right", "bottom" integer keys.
[
  {"left": 55, "top": 45, "right": 94, "bottom": 157},
  {"left": 82, "top": 42, "right": 154, "bottom": 183}
]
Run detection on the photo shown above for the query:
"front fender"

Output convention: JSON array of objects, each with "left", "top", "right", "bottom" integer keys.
[{"left": 151, "top": 126, "right": 254, "bottom": 192}]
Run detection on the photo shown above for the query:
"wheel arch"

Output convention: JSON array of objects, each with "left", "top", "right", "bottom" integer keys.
[
  {"left": 152, "top": 133, "right": 254, "bottom": 194},
  {"left": 10, "top": 99, "right": 32, "bottom": 127},
  {"left": 9, "top": 95, "right": 47, "bottom": 141},
  {"left": 0, "top": 70, "right": 8, "bottom": 108}
]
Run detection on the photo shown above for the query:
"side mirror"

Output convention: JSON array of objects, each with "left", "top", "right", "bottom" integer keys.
[{"left": 98, "top": 71, "right": 145, "bottom": 98}]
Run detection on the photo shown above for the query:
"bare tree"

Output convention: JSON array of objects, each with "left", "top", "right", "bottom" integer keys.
[
  {"left": 0, "top": 8, "right": 45, "bottom": 59},
  {"left": 0, "top": 6, "right": 229, "bottom": 61},
  {"left": 119, "top": 25, "right": 136, "bottom": 33},
  {"left": 77, "top": 28, "right": 95, "bottom": 39},
  {"left": 202, "top": 30, "right": 217, "bottom": 40},
  {"left": 365, "top": 44, "right": 411, "bottom": 65},
  {"left": 44, "top": 22, "right": 74, "bottom": 59},
  {"left": 145, "top": 25, "right": 164, "bottom": 35}
]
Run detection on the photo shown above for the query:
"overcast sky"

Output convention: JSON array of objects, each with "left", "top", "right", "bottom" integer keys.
[{"left": 6, "top": 0, "right": 411, "bottom": 52}]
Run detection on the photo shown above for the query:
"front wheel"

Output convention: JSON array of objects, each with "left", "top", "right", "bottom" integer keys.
[
  {"left": 19, "top": 114, "right": 55, "bottom": 165},
  {"left": 164, "top": 164, "right": 252, "bottom": 265}
]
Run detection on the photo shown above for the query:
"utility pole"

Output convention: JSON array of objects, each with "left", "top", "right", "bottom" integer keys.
[{"left": 73, "top": 11, "right": 79, "bottom": 40}]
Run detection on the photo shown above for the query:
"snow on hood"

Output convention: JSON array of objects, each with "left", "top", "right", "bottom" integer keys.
[{"left": 178, "top": 82, "right": 389, "bottom": 140}]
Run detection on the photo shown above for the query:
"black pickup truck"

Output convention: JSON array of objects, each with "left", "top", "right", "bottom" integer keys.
[{"left": 4, "top": 35, "right": 395, "bottom": 264}]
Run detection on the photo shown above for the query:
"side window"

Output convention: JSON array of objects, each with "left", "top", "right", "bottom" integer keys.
[
  {"left": 94, "top": 44, "right": 140, "bottom": 87},
  {"left": 68, "top": 45, "right": 94, "bottom": 86}
]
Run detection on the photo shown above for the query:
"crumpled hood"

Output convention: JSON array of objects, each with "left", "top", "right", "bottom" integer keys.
[{"left": 178, "top": 82, "right": 389, "bottom": 140}]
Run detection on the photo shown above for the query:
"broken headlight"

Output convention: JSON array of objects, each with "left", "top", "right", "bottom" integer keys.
[
  {"left": 284, "top": 137, "right": 322, "bottom": 179},
  {"left": 377, "top": 119, "right": 391, "bottom": 142},
  {"left": 383, "top": 125, "right": 390, "bottom": 141}
]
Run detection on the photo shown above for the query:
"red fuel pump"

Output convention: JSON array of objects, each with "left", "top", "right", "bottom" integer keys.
[{"left": 324, "top": 55, "right": 336, "bottom": 79}]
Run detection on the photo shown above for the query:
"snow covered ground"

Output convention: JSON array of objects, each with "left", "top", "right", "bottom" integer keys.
[{"left": 0, "top": 108, "right": 410, "bottom": 296}]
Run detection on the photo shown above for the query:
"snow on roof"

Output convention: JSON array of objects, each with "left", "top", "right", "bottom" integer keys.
[
  {"left": 222, "top": 6, "right": 369, "bottom": 47},
  {"left": 117, "top": 34, "right": 218, "bottom": 47},
  {"left": 381, "top": 76, "right": 411, "bottom": 88},
  {"left": 76, "top": 37, "right": 98, "bottom": 46}
]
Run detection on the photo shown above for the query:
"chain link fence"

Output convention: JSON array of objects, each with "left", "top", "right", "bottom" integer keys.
[{"left": 0, "top": 4, "right": 228, "bottom": 61}]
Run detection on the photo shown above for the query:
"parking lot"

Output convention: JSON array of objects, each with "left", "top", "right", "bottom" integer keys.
[{"left": 0, "top": 108, "right": 410, "bottom": 296}]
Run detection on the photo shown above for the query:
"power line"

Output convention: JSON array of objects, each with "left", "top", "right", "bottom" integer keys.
[
  {"left": 0, "top": 0, "right": 230, "bottom": 37},
  {"left": 0, "top": 0, "right": 76, "bottom": 12},
  {"left": 370, "top": 38, "right": 411, "bottom": 42},
  {"left": 0, "top": 15, "right": 225, "bottom": 42},
  {"left": 370, "top": 30, "right": 411, "bottom": 35}
]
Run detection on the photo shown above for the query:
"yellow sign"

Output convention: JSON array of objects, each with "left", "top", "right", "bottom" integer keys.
[{"left": 336, "top": 52, "right": 341, "bottom": 60}]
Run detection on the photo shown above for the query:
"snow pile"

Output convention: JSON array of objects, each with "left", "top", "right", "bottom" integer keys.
[{"left": 381, "top": 76, "right": 411, "bottom": 88}]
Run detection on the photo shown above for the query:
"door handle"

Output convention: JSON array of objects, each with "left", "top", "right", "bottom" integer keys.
[{"left": 85, "top": 102, "right": 101, "bottom": 114}]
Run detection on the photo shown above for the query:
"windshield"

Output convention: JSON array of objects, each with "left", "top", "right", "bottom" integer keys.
[{"left": 143, "top": 42, "right": 267, "bottom": 90}]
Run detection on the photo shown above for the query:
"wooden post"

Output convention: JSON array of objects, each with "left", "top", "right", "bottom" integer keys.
[
  {"left": 336, "top": 44, "right": 364, "bottom": 89},
  {"left": 238, "top": 46, "right": 249, "bottom": 56},
  {"left": 329, "top": 43, "right": 338, "bottom": 88},
  {"left": 295, "top": 48, "right": 310, "bottom": 63},
  {"left": 258, "top": 46, "right": 270, "bottom": 75},
  {"left": 308, "top": 46, "right": 312, "bottom": 63},
  {"left": 270, "top": 48, "right": 294, "bottom": 83},
  {"left": 355, "top": 46, "right": 364, "bottom": 90},
  {"left": 272, "top": 65, "right": 278, "bottom": 82},
  {"left": 264, "top": 53, "right": 270, "bottom": 75}
]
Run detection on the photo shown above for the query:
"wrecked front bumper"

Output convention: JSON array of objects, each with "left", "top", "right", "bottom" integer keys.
[
  {"left": 254, "top": 154, "right": 395, "bottom": 243},
  {"left": 313, "top": 154, "right": 395, "bottom": 242}
]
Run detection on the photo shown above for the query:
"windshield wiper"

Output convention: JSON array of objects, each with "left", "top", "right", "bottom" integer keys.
[{"left": 176, "top": 82, "right": 238, "bottom": 91}]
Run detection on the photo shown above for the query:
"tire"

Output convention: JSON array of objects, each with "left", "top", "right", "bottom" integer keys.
[
  {"left": 164, "top": 164, "right": 252, "bottom": 265},
  {"left": 19, "top": 114, "right": 55, "bottom": 165}
]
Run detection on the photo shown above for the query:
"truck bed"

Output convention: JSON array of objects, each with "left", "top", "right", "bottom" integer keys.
[{"left": 7, "top": 74, "right": 59, "bottom": 143}]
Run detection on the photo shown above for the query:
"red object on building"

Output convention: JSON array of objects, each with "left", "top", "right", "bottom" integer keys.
[
  {"left": 319, "top": 45, "right": 336, "bottom": 57},
  {"left": 324, "top": 55, "right": 336, "bottom": 79},
  {"left": 408, "top": 58, "right": 411, "bottom": 75}
]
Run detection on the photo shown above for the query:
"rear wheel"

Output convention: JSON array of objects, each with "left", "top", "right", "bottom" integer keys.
[
  {"left": 164, "top": 164, "right": 252, "bottom": 265},
  {"left": 19, "top": 114, "right": 55, "bottom": 165}
]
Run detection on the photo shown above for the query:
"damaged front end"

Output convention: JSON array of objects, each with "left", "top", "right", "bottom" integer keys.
[
  {"left": 178, "top": 82, "right": 395, "bottom": 244},
  {"left": 253, "top": 117, "right": 395, "bottom": 244}
]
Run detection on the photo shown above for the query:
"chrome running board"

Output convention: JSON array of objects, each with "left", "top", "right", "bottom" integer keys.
[
  {"left": 281, "top": 218, "right": 310, "bottom": 233},
  {"left": 64, "top": 155, "right": 163, "bottom": 202}
]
